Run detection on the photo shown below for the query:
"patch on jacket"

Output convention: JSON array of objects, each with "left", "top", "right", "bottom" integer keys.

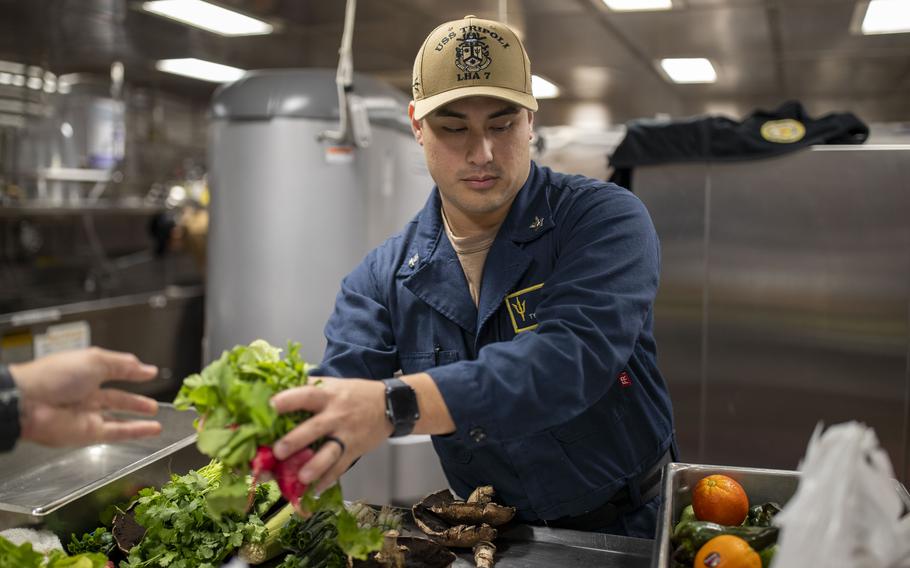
[{"left": 505, "top": 283, "right": 544, "bottom": 333}]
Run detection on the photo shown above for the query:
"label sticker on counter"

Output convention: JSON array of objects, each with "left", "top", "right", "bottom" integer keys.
[{"left": 34, "top": 321, "right": 91, "bottom": 358}]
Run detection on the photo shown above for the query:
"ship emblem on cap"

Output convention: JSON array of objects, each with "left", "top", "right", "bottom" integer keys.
[{"left": 455, "top": 30, "right": 491, "bottom": 73}]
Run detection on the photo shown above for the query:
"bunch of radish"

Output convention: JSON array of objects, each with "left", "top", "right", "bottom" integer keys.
[{"left": 251, "top": 445, "right": 316, "bottom": 514}]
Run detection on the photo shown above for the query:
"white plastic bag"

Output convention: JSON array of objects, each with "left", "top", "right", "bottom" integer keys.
[
  {"left": 0, "top": 527, "right": 63, "bottom": 554},
  {"left": 773, "top": 421, "right": 910, "bottom": 568}
]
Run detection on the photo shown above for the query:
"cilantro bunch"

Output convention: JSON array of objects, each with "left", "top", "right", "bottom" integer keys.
[
  {"left": 121, "top": 461, "right": 278, "bottom": 568},
  {"left": 66, "top": 528, "right": 114, "bottom": 557}
]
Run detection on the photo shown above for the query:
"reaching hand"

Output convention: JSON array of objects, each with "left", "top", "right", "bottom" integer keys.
[
  {"left": 270, "top": 377, "right": 393, "bottom": 495},
  {"left": 9, "top": 347, "right": 163, "bottom": 447}
]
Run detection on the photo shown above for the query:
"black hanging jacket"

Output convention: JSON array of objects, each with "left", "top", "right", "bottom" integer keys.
[{"left": 609, "top": 100, "right": 869, "bottom": 190}]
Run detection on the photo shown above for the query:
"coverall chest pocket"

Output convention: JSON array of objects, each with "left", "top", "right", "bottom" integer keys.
[{"left": 399, "top": 350, "right": 460, "bottom": 375}]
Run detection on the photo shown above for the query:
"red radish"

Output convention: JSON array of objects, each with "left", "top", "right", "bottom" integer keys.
[
  {"left": 274, "top": 447, "right": 316, "bottom": 513},
  {"left": 246, "top": 444, "right": 316, "bottom": 515},
  {"left": 251, "top": 445, "right": 277, "bottom": 476}
]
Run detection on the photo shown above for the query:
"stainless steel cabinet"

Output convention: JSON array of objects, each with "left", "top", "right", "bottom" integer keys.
[{"left": 636, "top": 146, "right": 910, "bottom": 482}]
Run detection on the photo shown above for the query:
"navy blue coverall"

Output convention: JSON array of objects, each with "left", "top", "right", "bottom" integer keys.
[{"left": 317, "top": 161, "right": 675, "bottom": 536}]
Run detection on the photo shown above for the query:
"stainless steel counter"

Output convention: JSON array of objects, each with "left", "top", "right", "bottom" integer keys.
[
  {"left": 358, "top": 508, "right": 653, "bottom": 568},
  {"left": 451, "top": 524, "right": 653, "bottom": 567},
  {"left": 262, "top": 522, "right": 653, "bottom": 567},
  {"left": 0, "top": 399, "right": 654, "bottom": 566}
]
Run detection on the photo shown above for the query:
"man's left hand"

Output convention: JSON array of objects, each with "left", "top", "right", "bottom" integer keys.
[
  {"left": 10, "top": 347, "right": 162, "bottom": 447},
  {"left": 271, "top": 377, "right": 393, "bottom": 494}
]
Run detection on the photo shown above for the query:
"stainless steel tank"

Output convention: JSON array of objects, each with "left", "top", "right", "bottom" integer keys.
[
  {"left": 207, "top": 69, "right": 430, "bottom": 363},
  {"left": 207, "top": 69, "right": 446, "bottom": 504}
]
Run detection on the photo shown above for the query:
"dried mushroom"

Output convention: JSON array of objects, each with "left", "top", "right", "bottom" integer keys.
[
  {"left": 112, "top": 505, "right": 145, "bottom": 554},
  {"left": 375, "top": 530, "right": 407, "bottom": 568},
  {"left": 473, "top": 541, "right": 496, "bottom": 568},
  {"left": 353, "top": 529, "right": 457, "bottom": 568},
  {"left": 429, "top": 502, "right": 516, "bottom": 526},
  {"left": 467, "top": 486, "right": 495, "bottom": 504},
  {"left": 412, "top": 487, "right": 515, "bottom": 552}
]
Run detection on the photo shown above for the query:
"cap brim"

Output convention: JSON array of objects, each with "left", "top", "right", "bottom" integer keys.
[{"left": 413, "top": 86, "right": 538, "bottom": 121}]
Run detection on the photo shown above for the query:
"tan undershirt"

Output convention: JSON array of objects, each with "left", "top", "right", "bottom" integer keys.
[{"left": 441, "top": 208, "right": 501, "bottom": 307}]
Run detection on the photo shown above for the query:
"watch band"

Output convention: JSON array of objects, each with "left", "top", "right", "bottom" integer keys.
[
  {"left": 382, "top": 377, "right": 419, "bottom": 438},
  {"left": 0, "top": 364, "right": 22, "bottom": 452}
]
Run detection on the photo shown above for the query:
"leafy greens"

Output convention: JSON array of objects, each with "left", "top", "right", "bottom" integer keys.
[
  {"left": 173, "top": 340, "right": 383, "bottom": 560},
  {"left": 0, "top": 535, "right": 107, "bottom": 568},
  {"left": 120, "top": 461, "right": 278, "bottom": 568}
]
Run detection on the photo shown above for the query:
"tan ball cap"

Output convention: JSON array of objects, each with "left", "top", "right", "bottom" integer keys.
[{"left": 411, "top": 15, "right": 538, "bottom": 120}]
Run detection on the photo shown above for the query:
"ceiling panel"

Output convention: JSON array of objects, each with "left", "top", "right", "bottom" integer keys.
[
  {"left": 0, "top": 0, "right": 908, "bottom": 125},
  {"left": 694, "top": 55, "right": 779, "bottom": 95},
  {"left": 602, "top": 4, "right": 773, "bottom": 58},
  {"left": 682, "top": 0, "right": 766, "bottom": 6},
  {"left": 784, "top": 56, "right": 910, "bottom": 96},
  {"left": 525, "top": 13, "right": 639, "bottom": 67},
  {"left": 777, "top": 1, "right": 910, "bottom": 54},
  {"left": 523, "top": 0, "right": 588, "bottom": 15}
]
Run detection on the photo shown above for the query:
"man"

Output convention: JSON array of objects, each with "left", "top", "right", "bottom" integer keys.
[
  {"left": 1, "top": 348, "right": 162, "bottom": 450},
  {"left": 271, "top": 15, "right": 676, "bottom": 537}
]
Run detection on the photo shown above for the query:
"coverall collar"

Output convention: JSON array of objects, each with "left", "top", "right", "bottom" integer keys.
[{"left": 399, "top": 162, "right": 554, "bottom": 336}]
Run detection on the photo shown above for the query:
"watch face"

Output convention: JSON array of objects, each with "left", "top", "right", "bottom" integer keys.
[{"left": 385, "top": 379, "right": 419, "bottom": 436}]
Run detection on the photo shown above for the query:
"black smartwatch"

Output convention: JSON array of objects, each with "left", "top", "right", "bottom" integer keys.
[
  {"left": 0, "top": 364, "right": 22, "bottom": 452},
  {"left": 382, "top": 378, "right": 419, "bottom": 438}
]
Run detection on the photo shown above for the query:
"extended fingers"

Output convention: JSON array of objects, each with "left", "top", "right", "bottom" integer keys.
[
  {"left": 95, "top": 389, "right": 159, "bottom": 415},
  {"left": 97, "top": 419, "right": 163, "bottom": 443},
  {"left": 21, "top": 405, "right": 162, "bottom": 446},
  {"left": 92, "top": 348, "right": 158, "bottom": 383}
]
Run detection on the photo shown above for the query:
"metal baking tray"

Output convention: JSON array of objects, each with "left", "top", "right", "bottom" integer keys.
[
  {"left": 0, "top": 403, "right": 208, "bottom": 536},
  {"left": 650, "top": 462, "right": 910, "bottom": 568}
]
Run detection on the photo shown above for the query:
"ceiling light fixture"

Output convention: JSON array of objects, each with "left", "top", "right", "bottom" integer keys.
[
  {"left": 532, "top": 75, "right": 560, "bottom": 99},
  {"left": 156, "top": 58, "right": 246, "bottom": 83},
  {"left": 860, "top": 0, "right": 910, "bottom": 34},
  {"left": 659, "top": 58, "right": 717, "bottom": 83},
  {"left": 142, "top": 0, "right": 273, "bottom": 36},
  {"left": 603, "top": 0, "right": 673, "bottom": 12}
]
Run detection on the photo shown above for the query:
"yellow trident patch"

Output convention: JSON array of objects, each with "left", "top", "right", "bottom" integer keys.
[
  {"left": 511, "top": 298, "right": 528, "bottom": 321},
  {"left": 505, "top": 283, "right": 544, "bottom": 333}
]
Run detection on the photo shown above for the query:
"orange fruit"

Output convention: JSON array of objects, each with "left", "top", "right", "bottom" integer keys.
[
  {"left": 691, "top": 474, "right": 749, "bottom": 526},
  {"left": 694, "top": 535, "right": 761, "bottom": 568}
]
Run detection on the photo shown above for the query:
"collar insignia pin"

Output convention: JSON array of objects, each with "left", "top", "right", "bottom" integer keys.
[
  {"left": 529, "top": 216, "right": 544, "bottom": 231},
  {"left": 408, "top": 253, "right": 419, "bottom": 268}
]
